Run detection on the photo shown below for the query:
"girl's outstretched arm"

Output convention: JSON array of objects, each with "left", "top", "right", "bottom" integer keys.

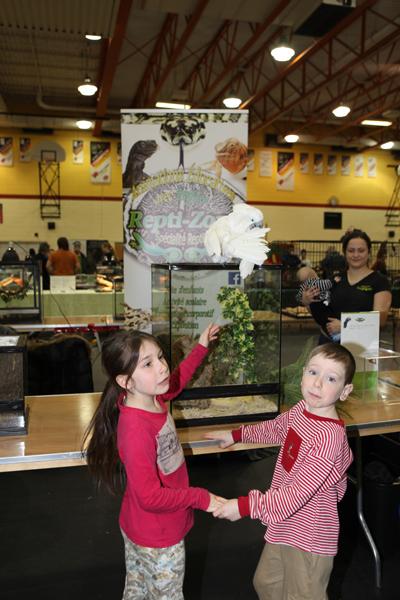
[
  {"left": 199, "top": 323, "right": 220, "bottom": 347},
  {"left": 204, "top": 430, "right": 234, "bottom": 448}
]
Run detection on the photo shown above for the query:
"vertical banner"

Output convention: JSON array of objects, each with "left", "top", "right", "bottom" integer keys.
[
  {"left": 313, "top": 153, "right": 323, "bottom": 175},
  {"left": 0, "top": 137, "right": 13, "bottom": 166},
  {"left": 90, "top": 141, "right": 111, "bottom": 183},
  {"left": 276, "top": 151, "right": 294, "bottom": 191},
  {"left": 327, "top": 155, "right": 337, "bottom": 175},
  {"left": 354, "top": 154, "right": 364, "bottom": 177},
  {"left": 367, "top": 156, "right": 377, "bottom": 178},
  {"left": 121, "top": 109, "right": 249, "bottom": 316},
  {"left": 299, "top": 152, "right": 309, "bottom": 173},
  {"left": 19, "top": 137, "right": 31, "bottom": 162},
  {"left": 341, "top": 155, "right": 350, "bottom": 176},
  {"left": 259, "top": 149, "right": 272, "bottom": 177},
  {"left": 73, "top": 140, "right": 84, "bottom": 164},
  {"left": 117, "top": 142, "right": 122, "bottom": 165}
]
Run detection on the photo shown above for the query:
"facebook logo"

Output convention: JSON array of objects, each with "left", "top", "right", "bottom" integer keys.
[{"left": 228, "top": 271, "right": 241, "bottom": 285}]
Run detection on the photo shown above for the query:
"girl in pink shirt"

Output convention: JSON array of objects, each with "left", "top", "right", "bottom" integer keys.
[{"left": 84, "top": 324, "right": 224, "bottom": 599}]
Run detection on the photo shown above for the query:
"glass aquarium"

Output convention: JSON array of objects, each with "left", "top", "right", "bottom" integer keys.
[
  {"left": 152, "top": 263, "right": 281, "bottom": 426},
  {"left": 0, "top": 261, "right": 41, "bottom": 323},
  {"left": 0, "top": 334, "right": 28, "bottom": 435}
]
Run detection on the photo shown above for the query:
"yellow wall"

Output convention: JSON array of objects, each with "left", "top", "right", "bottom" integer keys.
[{"left": 0, "top": 128, "right": 397, "bottom": 244}]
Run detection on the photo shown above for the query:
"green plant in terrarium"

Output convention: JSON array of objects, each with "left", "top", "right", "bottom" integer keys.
[{"left": 212, "top": 286, "right": 257, "bottom": 383}]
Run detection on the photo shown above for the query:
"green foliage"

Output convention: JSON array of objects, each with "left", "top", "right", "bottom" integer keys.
[{"left": 213, "top": 287, "right": 256, "bottom": 383}]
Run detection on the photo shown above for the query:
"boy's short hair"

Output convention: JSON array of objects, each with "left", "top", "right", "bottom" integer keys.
[{"left": 307, "top": 343, "right": 355, "bottom": 385}]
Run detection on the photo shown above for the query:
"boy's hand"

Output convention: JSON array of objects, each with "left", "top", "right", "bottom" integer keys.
[
  {"left": 213, "top": 499, "right": 241, "bottom": 521},
  {"left": 206, "top": 493, "right": 227, "bottom": 512},
  {"left": 204, "top": 430, "right": 234, "bottom": 449},
  {"left": 199, "top": 323, "right": 220, "bottom": 348},
  {"left": 301, "top": 285, "right": 320, "bottom": 306}
]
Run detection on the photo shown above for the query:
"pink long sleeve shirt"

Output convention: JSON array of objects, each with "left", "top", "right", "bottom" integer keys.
[
  {"left": 117, "top": 343, "right": 210, "bottom": 548},
  {"left": 233, "top": 400, "right": 353, "bottom": 556}
]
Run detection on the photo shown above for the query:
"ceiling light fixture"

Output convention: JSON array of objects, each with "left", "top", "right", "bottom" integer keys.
[
  {"left": 76, "top": 119, "right": 93, "bottom": 130},
  {"left": 284, "top": 134, "right": 299, "bottom": 143},
  {"left": 85, "top": 34, "right": 102, "bottom": 41},
  {"left": 77, "top": 77, "right": 98, "bottom": 96},
  {"left": 270, "top": 44, "right": 295, "bottom": 62},
  {"left": 155, "top": 101, "right": 191, "bottom": 109},
  {"left": 332, "top": 104, "right": 351, "bottom": 118},
  {"left": 361, "top": 119, "right": 392, "bottom": 127},
  {"left": 380, "top": 141, "right": 394, "bottom": 150},
  {"left": 222, "top": 91, "right": 242, "bottom": 109}
]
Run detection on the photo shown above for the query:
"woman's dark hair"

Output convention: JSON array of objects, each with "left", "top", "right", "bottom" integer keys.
[
  {"left": 342, "top": 229, "right": 371, "bottom": 253},
  {"left": 57, "top": 236, "right": 69, "bottom": 250},
  {"left": 38, "top": 242, "right": 50, "bottom": 254},
  {"left": 82, "top": 330, "right": 161, "bottom": 494}
]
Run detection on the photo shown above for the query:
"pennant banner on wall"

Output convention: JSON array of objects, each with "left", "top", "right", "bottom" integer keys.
[
  {"left": 19, "top": 137, "right": 31, "bottom": 162},
  {"left": 90, "top": 141, "right": 111, "bottom": 183},
  {"left": 0, "top": 137, "right": 13, "bottom": 166},
  {"left": 327, "top": 155, "right": 337, "bottom": 175},
  {"left": 341, "top": 155, "right": 350, "bottom": 176},
  {"left": 299, "top": 153, "right": 309, "bottom": 174},
  {"left": 276, "top": 151, "right": 294, "bottom": 191},
  {"left": 354, "top": 154, "right": 364, "bottom": 177},
  {"left": 73, "top": 140, "right": 84, "bottom": 164},
  {"left": 121, "top": 109, "right": 249, "bottom": 316},
  {"left": 367, "top": 156, "right": 377, "bottom": 178},
  {"left": 259, "top": 149, "right": 272, "bottom": 177},
  {"left": 313, "top": 153, "right": 323, "bottom": 175}
]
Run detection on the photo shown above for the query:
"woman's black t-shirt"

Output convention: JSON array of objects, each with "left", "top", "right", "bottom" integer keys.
[{"left": 329, "top": 271, "right": 391, "bottom": 318}]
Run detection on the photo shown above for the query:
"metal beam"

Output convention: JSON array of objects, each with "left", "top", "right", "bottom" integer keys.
[
  {"left": 133, "top": 0, "right": 210, "bottom": 108},
  {"left": 93, "top": 0, "right": 133, "bottom": 136}
]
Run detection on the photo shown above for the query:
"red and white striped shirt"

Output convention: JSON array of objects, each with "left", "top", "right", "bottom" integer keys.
[{"left": 234, "top": 400, "right": 353, "bottom": 556}]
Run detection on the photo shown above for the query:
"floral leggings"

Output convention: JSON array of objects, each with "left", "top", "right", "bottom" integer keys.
[{"left": 121, "top": 530, "right": 185, "bottom": 600}]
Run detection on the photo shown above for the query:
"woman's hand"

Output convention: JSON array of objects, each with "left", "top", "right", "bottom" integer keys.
[
  {"left": 204, "top": 430, "right": 234, "bottom": 449},
  {"left": 326, "top": 317, "right": 341, "bottom": 335},
  {"left": 199, "top": 323, "right": 220, "bottom": 347},
  {"left": 301, "top": 285, "right": 320, "bottom": 306}
]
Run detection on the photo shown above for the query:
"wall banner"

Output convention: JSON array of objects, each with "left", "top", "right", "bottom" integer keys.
[
  {"left": 313, "top": 153, "right": 323, "bottom": 175},
  {"left": 341, "top": 155, "right": 350, "bottom": 176},
  {"left": 0, "top": 137, "right": 13, "bottom": 166},
  {"left": 19, "top": 137, "right": 31, "bottom": 162},
  {"left": 73, "top": 140, "right": 84, "bottom": 164},
  {"left": 90, "top": 141, "right": 111, "bottom": 183},
  {"left": 367, "top": 156, "right": 377, "bottom": 178},
  {"left": 299, "top": 153, "right": 309, "bottom": 174},
  {"left": 354, "top": 154, "right": 364, "bottom": 177},
  {"left": 327, "top": 154, "right": 337, "bottom": 175},
  {"left": 121, "top": 109, "right": 249, "bottom": 317},
  {"left": 276, "top": 151, "right": 294, "bottom": 191},
  {"left": 259, "top": 149, "right": 272, "bottom": 177}
]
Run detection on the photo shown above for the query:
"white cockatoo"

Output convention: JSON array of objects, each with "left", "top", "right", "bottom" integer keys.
[{"left": 204, "top": 203, "right": 271, "bottom": 279}]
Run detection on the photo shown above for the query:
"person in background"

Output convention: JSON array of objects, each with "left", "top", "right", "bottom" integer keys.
[
  {"left": 46, "top": 237, "right": 80, "bottom": 276},
  {"left": 206, "top": 342, "right": 355, "bottom": 600},
  {"left": 371, "top": 241, "right": 388, "bottom": 277},
  {"left": 83, "top": 324, "right": 224, "bottom": 599},
  {"left": 299, "top": 248, "right": 312, "bottom": 268},
  {"left": 34, "top": 242, "right": 50, "bottom": 290},
  {"left": 320, "top": 246, "right": 346, "bottom": 280},
  {"left": 303, "top": 230, "right": 392, "bottom": 342},
  {"left": 101, "top": 241, "right": 116, "bottom": 265},
  {"left": 73, "top": 241, "right": 89, "bottom": 274},
  {"left": 1, "top": 244, "right": 20, "bottom": 263}
]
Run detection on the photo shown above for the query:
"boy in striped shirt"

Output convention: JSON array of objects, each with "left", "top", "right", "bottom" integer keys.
[{"left": 207, "top": 343, "right": 355, "bottom": 600}]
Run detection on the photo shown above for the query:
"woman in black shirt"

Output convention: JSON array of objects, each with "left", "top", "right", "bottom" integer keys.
[{"left": 302, "top": 230, "right": 391, "bottom": 341}]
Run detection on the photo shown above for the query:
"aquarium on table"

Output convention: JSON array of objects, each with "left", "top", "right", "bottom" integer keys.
[{"left": 152, "top": 263, "right": 282, "bottom": 426}]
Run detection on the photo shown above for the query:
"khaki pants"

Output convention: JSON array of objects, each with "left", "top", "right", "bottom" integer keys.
[{"left": 253, "top": 543, "right": 334, "bottom": 600}]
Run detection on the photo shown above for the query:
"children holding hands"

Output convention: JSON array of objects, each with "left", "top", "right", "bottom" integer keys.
[{"left": 206, "top": 342, "right": 355, "bottom": 600}]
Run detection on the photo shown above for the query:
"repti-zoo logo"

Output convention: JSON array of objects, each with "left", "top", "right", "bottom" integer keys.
[{"left": 123, "top": 168, "right": 245, "bottom": 265}]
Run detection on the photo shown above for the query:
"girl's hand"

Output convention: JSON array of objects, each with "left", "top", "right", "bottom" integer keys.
[
  {"left": 199, "top": 323, "right": 220, "bottom": 348},
  {"left": 204, "top": 430, "right": 234, "bottom": 449},
  {"left": 301, "top": 285, "right": 320, "bottom": 306},
  {"left": 206, "top": 493, "right": 227, "bottom": 512},
  {"left": 326, "top": 317, "right": 341, "bottom": 335},
  {"left": 213, "top": 498, "right": 241, "bottom": 521}
]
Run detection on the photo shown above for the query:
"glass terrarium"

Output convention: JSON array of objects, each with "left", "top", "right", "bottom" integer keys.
[
  {"left": 152, "top": 263, "right": 281, "bottom": 426},
  {"left": 354, "top": 348, "right": 400, "bottom": 403},
  {"left": 0, "top": 334, "right": 28, "bottom": 435},
  {"left": 0, "top": 261, "right": 41, "bottom": 323}
]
